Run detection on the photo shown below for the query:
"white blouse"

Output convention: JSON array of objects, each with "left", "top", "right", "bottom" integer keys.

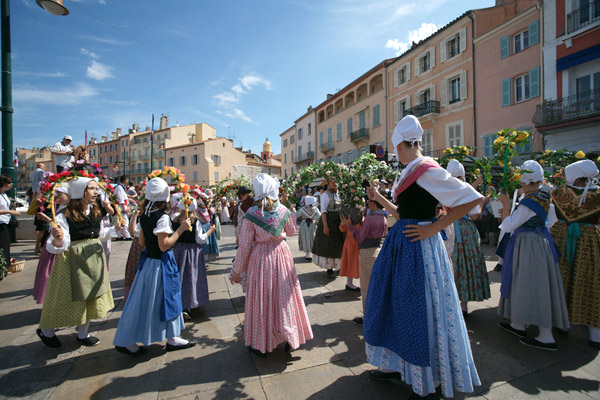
[
  {"left": 499, "top": 203, "right": 558, "bottom": 233},
  {"left": 169, "top": 212, "right": 208, "bottom": 244},
  {"left": 0, "top": 194, "right": 11, "bottom": 225}
]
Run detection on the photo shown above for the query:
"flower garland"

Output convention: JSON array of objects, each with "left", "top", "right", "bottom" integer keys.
[
  {"left": 146, "top": 166, "right": 192, "bottom": 230},
  {"left": 532, "top": 149, "right": 600, "bottom": 186}
]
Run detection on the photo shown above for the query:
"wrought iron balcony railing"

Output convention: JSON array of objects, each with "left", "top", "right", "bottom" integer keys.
[
  {"left": 320, "top": 141, "right": 335, "bottom": 152},
  {"left": 350, "top": 128, "right": 370, "bottom": 143},
  {"left": 403, "top": 100, "right": 440, "bottom": 118},
  {"left": 567, "top": 0, "right": 600, "bottom": 33},
  {"left": 295, "top": 151, "right": 315, "bottom": 163},
  {"left": 533, "top": 90, "right": 600, "bottom": 127}
]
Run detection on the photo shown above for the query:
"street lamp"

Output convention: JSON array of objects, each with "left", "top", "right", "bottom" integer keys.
[{"left": 36, "top": 0, "right": 69, "bottom": 16}]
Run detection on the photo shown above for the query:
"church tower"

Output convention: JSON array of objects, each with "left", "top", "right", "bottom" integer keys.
[{"left": 261, "top": 137, "right": 273, "bottom": 164}]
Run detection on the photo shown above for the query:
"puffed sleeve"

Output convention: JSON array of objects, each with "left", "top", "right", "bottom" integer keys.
[
  {"left": 45, "top": 213, "right": 71, "bottom": 254},
  {"left": 195, "top": 220, "right": 209, "bottom": 244},
  {"left": 499, "top": 206, "right": 536, "bottom": 233},
  {"left": 417, "top": 168, "right": 483, "bottom": 208},
  {"left": 547, "top": 203, "right": 558, "bottom": 229},
  {"left": 99, "top": 223, "right": 116, "bottom": 242},
  {"left": 154, "top": 214, "right": 174, "bottom": 235}
]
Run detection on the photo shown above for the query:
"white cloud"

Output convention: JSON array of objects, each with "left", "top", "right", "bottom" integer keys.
[
  {"left": 386, "top": 22, "right": 439, "bottom": 55},
  {"left": 225, "top": 108, "right": 253, "bottom": 123},
  {"left": 213, "top": 73, "right": 271, "bottom": 123},
  {"left": 81, "top": 35, "right": 133, "bottom": 46},
  {"left": 214, "top": 92, "right": 239, "bottom": 107},
  {"left": 240, "top": 74, "right": 272, "bottom": 90},
  {"left": 16, "top": 71, "right": 67, "bottom": 78},
  {"left": 80, "top": 48, "right": 100, "bottom": 60},
  {"left": 86, "top": 60, "right": 114, "bottom": 80},
  {"left": 13, "top": 82, "right": 98, "bottom": 106}
]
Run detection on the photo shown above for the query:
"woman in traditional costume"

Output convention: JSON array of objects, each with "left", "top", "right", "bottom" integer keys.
[
  {"left": 230, "top": 173, "right": 313, "bottom": 357},
  {"left": 497, "top": 160, "right": 569, "bottom": 350},
  {"left": 197, "top": 193, "right": 219, "bottom": 262},
  {"left": 296, "top": 195, "right": 321, "bottom": 261},
  {"left": 446, "top": 159, "right": 491, "bottom": 316},
  {"left": 550, "top": 159, "right": 600, "bottom": 348},
  {"left": 363, "top": 115, "right": 482, "bottom": 399},
  {"left": 220, "top": 197, "right": 231, "bottom": 224},
  {"left": 311, "top": 179, "right": 344, "bottom": 277},
  {"left": 123, "top": 209, "right": 144, "bottom": 299},
  {"left": 113, "top": 178, "right": 196, "bottom": 355},
  {"left": 37, "top": 177, "right": 117, "bottom": 348}
]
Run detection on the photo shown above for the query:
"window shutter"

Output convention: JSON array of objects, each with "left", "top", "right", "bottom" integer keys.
[
  {"left": 406, "top": 62, "right": 411, "bottom": 81},
  {"left": 529, "top": 20, "right": 539, "bottom": 46},
  {"left": 500, "top": 36, "right": 509, "bottom": 59},
  {"left": 394, "top": 100, "right": 400, "bottom": 123},
  {"left": 414, "top": 59, "right": 420, "bottom": 76},
  {"left": 430, "top": 83, "right": 436, "bottom": 100},
  {"left": 530, "top": 66, "right": 540, "bottom": 98},
  {"left": 459, "top": 28, "right": 467, "bottom": 52},
  {"left": 502, "top": 78, "right": 511, "bottom": 106},
  {"left": 430, "top": 48, "right": 435, "bottom": 68},
  {"left": 440, "top": 78, "right": 448, "bottom": 106},
  {"left": 393, "top": 68, "right": 399, "bottom": 87},
  {"left": 440, "top": 40, "right": 447, "bottom": 62},
  {"left": 406, "top": 96, "right": 411, "bottom": 109},
  {"left": 460, "top": 70, "right": 467, "bottom": 101}
]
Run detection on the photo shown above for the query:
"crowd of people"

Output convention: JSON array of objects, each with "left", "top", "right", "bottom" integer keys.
[{"left": 1, "top": 117, "right": 598, "bottom": 399}]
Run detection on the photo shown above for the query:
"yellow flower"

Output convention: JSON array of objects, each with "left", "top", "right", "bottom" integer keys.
[
  {"left": 597, "top": 156, "right": 600, "bottom": 162},
  {"left": 512, "top": 173, "right": 522, "bottom": 182},
  {"left": 510, "top": 141, "right": 516, "bottom": 147},
  {"left": 475, "top": 168, "right": 481, "bottom": 174},
  {"left": 545, "top": 149, "right": 551, "bottom": 155},
  {"left": 516, "top": 132, "right": 529, "bottom": 141},
  {"left": 575, "top": 151, "right": 586, "bottom": 159},
  {"left": 444, "top": 148, "right": 453, "bottom": 155},
  {"left": 540, "top": 160, "right": 545, "bottom": 165},
  {"left": 493, "top": 137, "right": 503, "bottom": 145},
  {"left": 498, "top": 160, "right": 504, "bottom": 167}
]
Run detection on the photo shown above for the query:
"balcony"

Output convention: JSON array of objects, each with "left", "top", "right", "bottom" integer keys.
[
  {"left": 320, "top": 141, "right": 335, "bottom": 154},
  {"left": 350, "top": 128, "right": 370, "bottom": 143},
  {"left": 403, "top": 100, "right": 440, "bottom": 118},
  {"left": 533, "top": 90, "right": 600, "bottom": 127},
  {"left": 567, "top": 0, "right": 600, "bottom": 33},
  {"left": 422, "top": 148, "right": 447, "bottom": 158},
  {"left": 139, "top": 154, "right": 149, "bottom": 161},
  {"left": 294, "top": 151, "right": 315, "bottom": 164}
]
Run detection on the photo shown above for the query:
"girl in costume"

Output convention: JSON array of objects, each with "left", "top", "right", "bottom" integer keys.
[
  {"left": 220, "top": 197, "right": 231, "bottom": 224},
  {"left": 497, "top": 160, "right": 569, "bottom": 351},
  {"left": 37, "top": 177, "right": 117, "bottom": 348},
  {"left": 113, "top": 178, "right": 196, "bottom": 355},
  {"left": 123, "top": 209, "right": 144, "bottom": 299},
  {"left": 446, "top": 159, "right": 491, "bottom": 316},
  {"left": 550, "top": 159, "right": 600, "bottom": 348},
  {"left": 32, "top": 185, "right": 69, "bottom": 304},
  {"left": 311, "top": 179, "right": 344, "bottom": 277},
  {"left": 363, "top": 115, "right": 482, "bottom": 399},
  {"left": 196, "top": 193, "right": 219, "bottom": 263},
  {"left": 296, "top": 195, "right": 321, "bottom": 261},
  {"left": 338, "top": 212, "right": 361, "bottom": 291},
  {"left": 171, "top": 196, "right": 216, "bottom": 314},
  {"left": 230, "top": 173, "right": 313, "bottom": 357}
]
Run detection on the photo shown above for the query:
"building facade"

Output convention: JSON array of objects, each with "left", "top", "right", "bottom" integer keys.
[
  {"left": 280, "top": 126, "right": 295, "bottom": 178},
  {"left": 294, "top": 107, "right": 317, "bottom": 171}
]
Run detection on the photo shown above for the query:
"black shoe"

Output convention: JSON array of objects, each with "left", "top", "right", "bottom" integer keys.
[
  {"left": 589, "top": 340, "right": 600, "bottom": 349},
  {"left": 76, "top": 336, "right": 100, "bottom": 347},
  {"left": 519, "top": 337, "right": 557, "bottom": 351},
  {"left": 493, "top": 263, "right": 502, "bottom": 272},
  {"left": 326, "top": 269, "right": 335, "bottom": 278},
  {"left": 115, "top": 346, "right": 148, "bottom": 356},
  {"left": 37, "top": 329, "right": 62, "bottom": 348},
  {"left": 284, "top": 342, "right": 291, "bottom": 353},
  {"left": 166, "top": 341, "right": 196, "bottom": 352},
  {"left": 115, "top": 238, "right": 123, "bottom": 241},
  {"left": 409, "top": 393, "right": 439, "bottom": 400},
  {"left": 462, "top": 310, "right": 468, "bottom": 319},
  {"left": 345, "top": 284, "right": 360, "bottom": 292},
  {"left": 368, "top": 369, "right": 401, "bottom": 381},
  {"left": 182, "top": 310, "right": 192, "bottom": 320},
  {"left": 352, "top": 317, "right": 363, "bottom": 326},
  {"left": 248, "top": 346, "right": 267, "bottom": 358},
  {"left": 554, "top": 327, "right": 569, "bottom": 336},
  {"left": 499, "top": 322, "right": 526, "bottom": 338}
]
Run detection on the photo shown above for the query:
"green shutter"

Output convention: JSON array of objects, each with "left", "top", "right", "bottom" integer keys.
[
  {"left": 529, "top": 20, "right": 539, "bottom": 46},
  {"left": 373, "top": 105, "right": 380, "bottom": 127},
  {"left": 347, "top": 118, "right": 352, "bottom": 137},
  {"left": 502, "top": 78, "right": 511, "bottom": 107},
  {"left": 500, "top": 36, "right": 509, "bottom": 59},
  {"left": 530, "top": 66, "right": 540, "bottom": 98},
  {"left": 484, "top": 134, "right": 495, "bottom": 157}
]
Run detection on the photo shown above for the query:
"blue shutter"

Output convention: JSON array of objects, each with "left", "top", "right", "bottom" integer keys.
[
  {"left": 347, "top": 118, "right": 352, "bottom": 137},
  {"left": 502, "top": 78, "right": 511, "bottom": 107},
  {"left": 529, "top": 20, "right": 539, "bottom": 46},
  {"left": 530, "top": 66, "right": 540, "bottom": 98},
  {"left": 373, "top": 105, "right": 380, "bottom": 127},
  {"left": 500, "top": 36, "right": 509, "bottom": 59},
  {"left": 319, "top": 131, "right": 323, "bottom": 146},
  {"left": 484, "top": 134, "right": 495, "bottom": 157}
]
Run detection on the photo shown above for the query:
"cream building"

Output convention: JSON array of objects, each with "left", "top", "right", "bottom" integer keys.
[
  {"left": 315, "top": 60, "right": 393, "bottom": 164},
  {"left": 294, "top": 107, "right": 317, "bottom": 171},
  {"left": 280, "top": 126, "right": 296, "bottom": 178}
]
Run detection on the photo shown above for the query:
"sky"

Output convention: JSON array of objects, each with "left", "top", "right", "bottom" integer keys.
[{"left": 10, "top": 0, "right": 494, "bottom": 155}]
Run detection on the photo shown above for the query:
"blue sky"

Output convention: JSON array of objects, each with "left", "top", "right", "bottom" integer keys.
[{"left": 11, "top": 0, "right": 494, "bottom": 155}]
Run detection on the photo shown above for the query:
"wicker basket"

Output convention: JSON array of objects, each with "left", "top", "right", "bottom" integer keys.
[{"left": 8, "top": 260, "right": 25, "bottom": 273}]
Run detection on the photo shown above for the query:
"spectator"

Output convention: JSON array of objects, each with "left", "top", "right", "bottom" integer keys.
[
  {"left": 0, "top": 175, "right": 20, "bottom": 275},
  {"left": 31, "top": 163, "right": 46, "bottom": 194},
  {"left": 51, "top": 135, "right": 73, "bottom": 173}
]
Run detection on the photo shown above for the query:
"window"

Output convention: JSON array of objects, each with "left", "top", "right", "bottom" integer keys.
[
  {"left": 446, "top": 121, "right": 463, "bottom": 147},
  {"left": 214, "top": 172, "right": 219, "bottom": 181},
  {"left": 359, "top": 111, "right": 366, "bottom": 129},
  {"left": 290, "top": 135, "right": 295, "bottom": 144},
  {"left": 449, "top": 77, "right": 461, "bottom": 104},
  {"left": 483, "top": 134, "right": 496, "bottom": 157},
  {"left": 291, "top": 150, "right": 294, "bottom": 162},
  {"left": 158, "top": 160, "right": 163, "bottom": 169},
  {"left": 394, "top": 99, "right": 408, "bottom": 122},
  {"left": 109, "top": 156, "right": 113, "bottom": 163},
  {"left": 211, "top": 155, "right": 221, "bottom": 165},
  {"left": 298, "top": 128, "right": 303, "bottom": 140},
  {"left": 298, "top": 145, "right": 302, "bottom": 160},
  {"left": 419, "top": 89, "right": 431, "bottom": 105},
  {"left": 336, "top": 123, "right": 342, "bottom": 141},
  {"left": 422, "top": 129, "right": 433, "bottom": 156},
  {"left": 283, "top": 139, "right": 288, "bottom": 147},
  {"left": 515, "top": 73, "right": 530, "bottom": 102},
  {"left": 347, "top": 150, "right": 353, "bottom": 163},
  {"left": 373, "top": 104, "right": 380, "bottom": 127},
  {"left": 110, "top": 145, "right": 113, "bottom": 151},
  {"left": 420, "top": 53, "right": 430, "bottom": 72},
  {"left": 319, "top": 131, "right": 323, "bottom": 146},
  {"left": 180, "top": 156, "right": 186, "bottom": 166},
  {"left": 284, "top": 153, "right": 287, "bottom": 163},
  {"left": 394, "top": 64, "right": 410, "bottom": 87},
  {"left": 308, "top": 123, "right": 311, "bottom": 135},
  {"left": 168, "top": 158, "right": 174, "bottom": 166},
  {"left": 347, "top": 118, "right": 353, "bottom": 137},
  {"left": 308, "top": 142, "right": 311, "bottom": 152},
  {"left": 514, "top": 30, "right": 529, "bottom": 53},
  {"left": 327, "top": 128, "right": 332, "bottom": 144},
  {"left": 192, "top": 154, "right": 198, "bottom": 165},
  {"left": 193, "top": 171, "right": 198, "bottom": 182},
  {"left": 447, "top": 36, "right": 459, "bottom": 58}
]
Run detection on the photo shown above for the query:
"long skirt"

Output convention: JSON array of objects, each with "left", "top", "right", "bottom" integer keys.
[
  {"left": 201, "top": 221, "right": 220, "bottom": 256},
  {"left": 451, "top": 218, "right": 491, "bottom": 302},
  {"left": 173, "top": 242, "right": 209, "bottom": 310},
  {"left": 298, "top": 220, "right": 318, "bottom": 253},
  {"left": 365, "top": 220, "right": 480, "bottom": 398},
  {"left": 497, "top": 231, "right": 570, "bottom": 330},
  {"left": 339, "top": 225, "right": 360, "bottom": 279},
  {"left": 244, "top": 239, "right": 313, "bottom": 353},
  {"left": 33, "top": 244, "right": 56, "bottom": 304},
  {"left": 551, "top": 221, "right": 600, "bottom": 328},
  {"left": 113, "top": 257, "right": 184, "bottom": 346},
  {"left": 39, "top": 239, "right": 114, "bottom": 329},
  {"left": 124, "top": 238, "right": 145, "bottom": 300},
  {"left": 101, "top": 217, "right": 111, "bottom": 269},
  {"left": 312, "top": 211, "right": 343, "bottom": 269}
]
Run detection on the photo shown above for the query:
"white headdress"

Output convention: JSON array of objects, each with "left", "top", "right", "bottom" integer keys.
[
  {"left": 253, "top": 173, "right": 279, "bottom": 209},
  {"left": 304, "top": 195, "right": 316, "bottom": 207},
  {"left": 55, "top": 184, "right": 69, "bottom": 195},
  {"left": 520, "top": 160, "right": 544, "bottom": 185},
  {"left": 68, "top": 177, "right": 94, "bottom": 200},
  {"left": 565, "top": 159, "right": 599, "bottom": 205},
  {"left": 144, "top": 177, "right": 170, "bottom": 215},
  {"left": 391, "top": 115, "right": 424, "bottom": 193},
  {"left": 446, "top": 159, "right": 465, "bottom": 179},
  {"left": 176, "top": 197, "right": 197, "bottom": 212}
]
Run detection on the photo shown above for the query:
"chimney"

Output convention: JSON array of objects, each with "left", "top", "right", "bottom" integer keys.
[
  {"left": 117, "top": 128, "right": 122, "bottom": 136},
  {"left": 146, "top": 125, "right": 151, "bottom": 131},
  {"left": 101, "top": 136, "right": 108, "bottom": 143},
  {"left": 111, "top": 131, "right": 119, "bottom": 140},
  {"left": 307, "top": 106, "right": 313, "bottom": 113},
  {"left": 160, "top": 114, "right": 168, "bottom": 130},
  {"left": 132, "top": 122, "right": 139, "bottom": 132},
  {"left": 326, "top": 94, "right": 334, "bottom": 99}
]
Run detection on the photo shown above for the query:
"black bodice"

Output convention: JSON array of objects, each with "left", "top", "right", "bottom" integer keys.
[
  {"left": 172, "top": 220, "right": 197, "bottom": 243},
  {"left": 395, "top": 182, "right": 439, "bottom": 220},
  {"left": 66, "top": 200, "right": 107, "bottom": 241},
  {"left": 140, "top": 210, "right": 167, "bottom": 259}
]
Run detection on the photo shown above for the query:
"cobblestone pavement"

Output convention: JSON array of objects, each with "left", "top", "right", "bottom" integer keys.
[{"left": 0, "top": 225, "right": 598, "bottom": 399}]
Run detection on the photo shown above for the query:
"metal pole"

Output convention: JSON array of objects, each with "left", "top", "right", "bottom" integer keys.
[{"left": 1, "top": 0, "right": 15, "bottom": 197}]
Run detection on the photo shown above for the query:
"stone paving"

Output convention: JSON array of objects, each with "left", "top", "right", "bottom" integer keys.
[{"left": 0, "top": 225, "right": 599, "bottom": 400}]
